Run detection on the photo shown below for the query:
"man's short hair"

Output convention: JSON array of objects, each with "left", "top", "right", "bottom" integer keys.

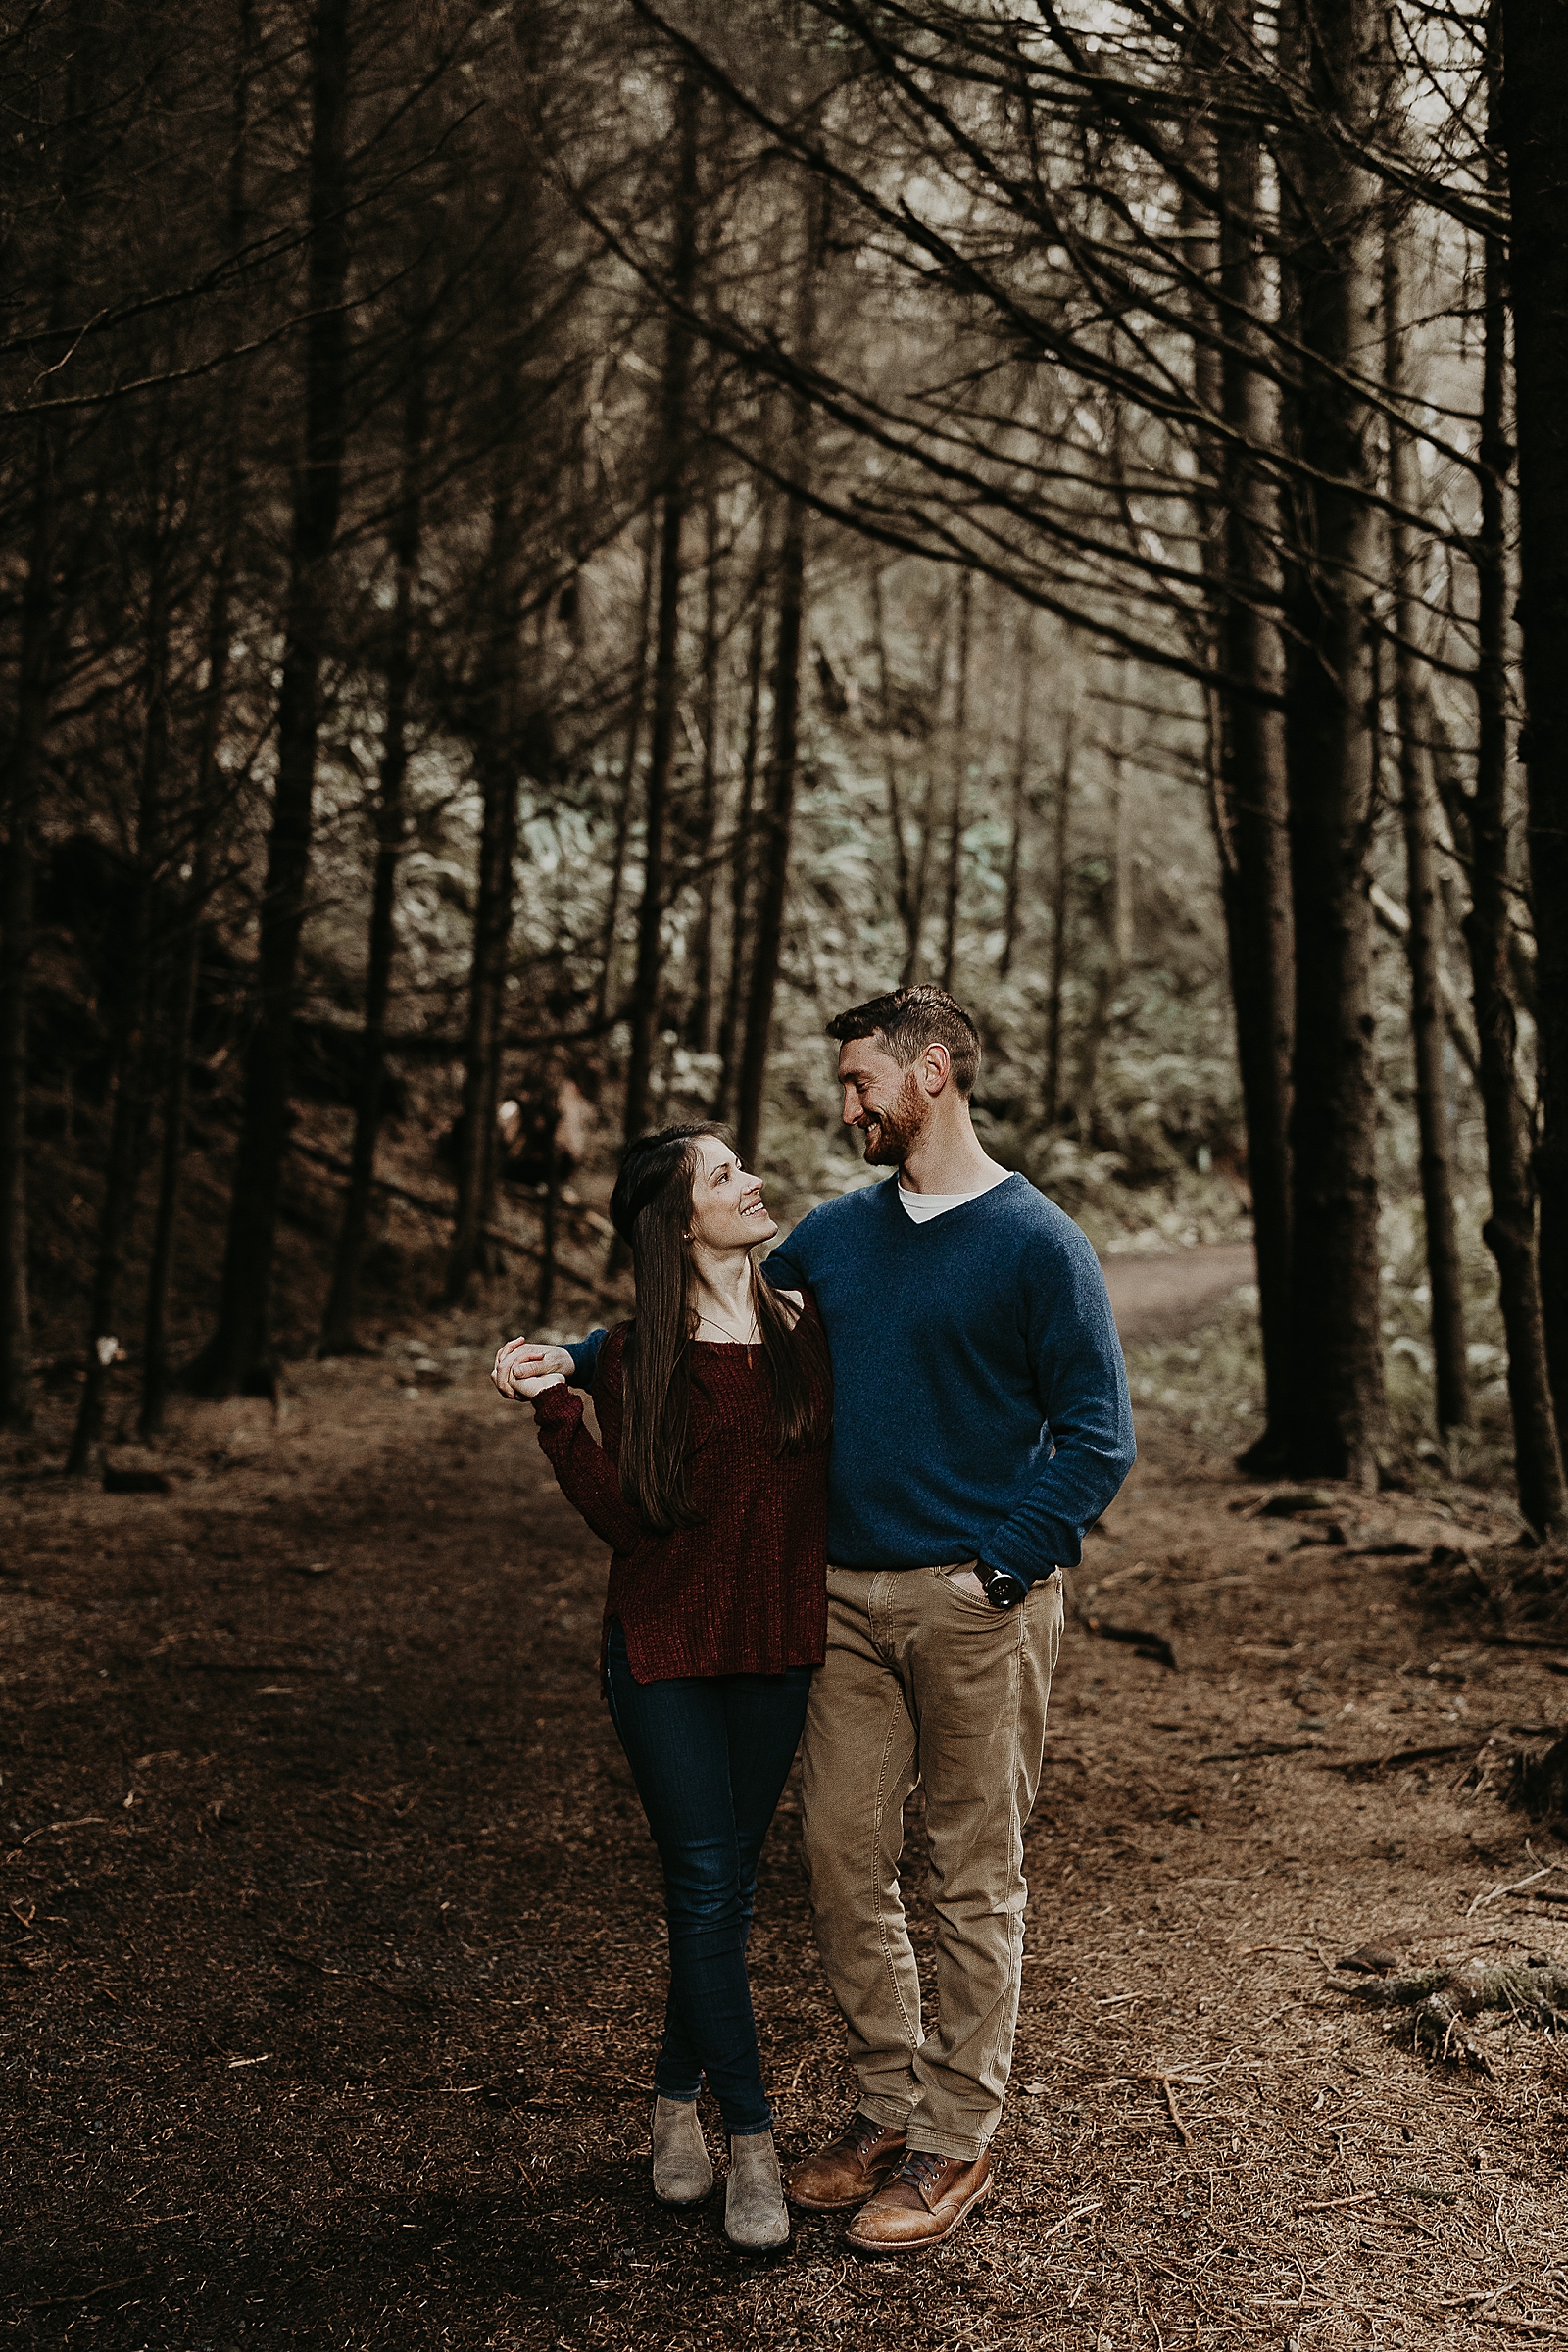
[{"left": 825, "top": 987, "right": 982, "bottom": 1096}]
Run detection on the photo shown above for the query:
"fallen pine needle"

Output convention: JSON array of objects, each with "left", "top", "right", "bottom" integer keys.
[
  {"left": 1467, "top": 1861, "right": 1561, "bottom": 1917},
  {"left": 1039, "top": 2201, "right": 1103, "bottom": 2243},
  {"left": 25, "top": 2278, "right": 145, "bottom": 2311},
  {"left": 1433, "top": 2281, "right": 1526, "bottom": 2311},
  {"left": 7, "top": 1815, "right": 106, "bottom": 1854}
]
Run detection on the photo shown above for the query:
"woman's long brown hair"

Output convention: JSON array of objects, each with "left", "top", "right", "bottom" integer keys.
[{"left": 608, "top": 1124, "right": 831, "bottom": 1535}]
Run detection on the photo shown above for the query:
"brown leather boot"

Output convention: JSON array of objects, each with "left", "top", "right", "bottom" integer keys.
[
  {"left": 784, "top": 2111, "right": 907, "bottom": 2212},
  {"left": 844, "top": 2149, "right": 992, "bottom": 2254}
]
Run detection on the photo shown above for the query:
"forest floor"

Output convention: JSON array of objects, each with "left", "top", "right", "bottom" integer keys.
[{"left": 3, "top": 1250, "right": 1566, "bottom": 2352}]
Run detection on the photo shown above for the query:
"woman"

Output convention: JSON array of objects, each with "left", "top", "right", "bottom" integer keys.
[{"left": 492, "top": 1124, "right": 831, "bottom": 2253}]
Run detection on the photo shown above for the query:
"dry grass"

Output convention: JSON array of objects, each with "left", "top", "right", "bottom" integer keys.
[{"left": 2, "top": 1319, "right": 1565, "bottom": 2351}]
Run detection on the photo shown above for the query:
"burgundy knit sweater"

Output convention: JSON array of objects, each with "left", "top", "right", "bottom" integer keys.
[{"left": 530, "top": 1306, "right": 830, "bottom": 1684}]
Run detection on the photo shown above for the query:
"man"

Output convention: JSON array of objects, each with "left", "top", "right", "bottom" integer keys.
[
  {"left": 511, "top": 986, "right": 1134, "bottom": 2254},
  {"left": 757, "top": 988, "right": 1134, "bottom": 2253}
]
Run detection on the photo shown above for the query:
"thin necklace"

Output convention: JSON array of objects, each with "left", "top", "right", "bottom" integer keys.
[
  {"left": 695, "top": 1284, "right": 760, "bottom": 1344},
  {"left": 696, "top": 1310, "right": 759, "bottom": 1344}
]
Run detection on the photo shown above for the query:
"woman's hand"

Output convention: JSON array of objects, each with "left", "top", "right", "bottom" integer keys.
[{"left": 492, "top": 1337, "right": 572, "bottom": 1402}]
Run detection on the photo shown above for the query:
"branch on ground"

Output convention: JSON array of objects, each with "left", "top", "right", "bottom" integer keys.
[{"left": 1328, "top": 1956, "right": 1568, "bottom": 2077}]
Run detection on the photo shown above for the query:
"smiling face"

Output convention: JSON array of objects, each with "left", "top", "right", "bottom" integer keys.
[
  {"left": 685, "top": 1134, "right": 778, "bottom": 1255},
  {"left": 838, "top": 1036, "right": 929, "bottom": 1166}
]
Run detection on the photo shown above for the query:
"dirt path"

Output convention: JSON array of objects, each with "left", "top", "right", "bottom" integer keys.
[
  {"left": 1101, "top": 1242, "right": 1256, "bottom": 1344},
  {"left": 2, "top": 1304, "right": 1565, "bottom": 2351}
]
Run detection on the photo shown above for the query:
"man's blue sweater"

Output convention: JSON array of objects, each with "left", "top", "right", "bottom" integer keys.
[{"left": 565, "top": 1170, "right": 1135, "bottom": 1590}]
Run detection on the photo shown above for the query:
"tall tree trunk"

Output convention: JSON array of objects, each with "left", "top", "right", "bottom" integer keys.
[
  {"left": 192, "top": 0, "right": 351, "bottom": 1396},
  {"left": 140, "top": 473, "right": 245, "bottom": 1439},
  {"left": 899, "top": 594, "right": 949, "bottom": 989},
  {"left": 870, "top": 567, "right": 917, "bottom": 973},
  {"left": 319, "top": 351, "right": 426, "bottom": 1353},
  {"left": 622, "top": 71, "right": 702, "bottom": 1147},
  {"left": 715, "top": 546, "right": 769, "bottom": 1121},
  {"left": 1073, "top": 680, "right": 1127, "bottom": 1143},
  {"left": 69, "top": 545, "right": 171, "bottom": 1473},
  {"left": 0, "top": 418, "right": 56, "bottom": 1435},
  {"left": 1043, "top": 723, "right": 1074, "bottom": 1128},
  {"left": 999, "top": 608, "right": 1035, "bottom": 980},
  {"left": 735, "top": 184, "right": 825, "bottom": 1170},
  {"left": 1461, "top": 14, "right": 1566, "bottom": 1534},
  {"left": 1385, "top": 222, "right": 1471, "bottom": 1435},
  {"left": 1501, "top": 0, "right": 1568, "bottom": 1456},
  {"left": 139, "top": 858, "right": 211, "bottom": 1445},
  {"left": 938, "top": 567, "right": 972, "bottom": 993},
  {"left": 141, "top": 0, "right": 254, "bottom": 1442},
  {"left": 595, "top": 508, "right": 656, "bottom": 1026},
  {"left": 1199, "top": 2, "right": 1297, "bottom": 1466},
  {"left": 1278, "top": 0, "right": 1389, "bottom": 1487},
  {"left": 447, "top": 477, "right": 524, "bottom": 1303},
  {"left": 687, "top": 450, "right": 723, "bottom": 1054},
  {"left": 901, "top": 775, "right": 936, "bottom": 989},
  {"left": 0, "top": 0, "right": 96, "bottom": 1434}
]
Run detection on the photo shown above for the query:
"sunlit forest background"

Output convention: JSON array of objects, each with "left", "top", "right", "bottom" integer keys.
[{"left": 3, "top": 0, "right": 1566, "bottom": 1538}]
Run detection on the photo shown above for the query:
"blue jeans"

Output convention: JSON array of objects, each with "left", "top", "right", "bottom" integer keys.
[{"left": 604, "top": 1619, "right": 813, "bottom": 2136}]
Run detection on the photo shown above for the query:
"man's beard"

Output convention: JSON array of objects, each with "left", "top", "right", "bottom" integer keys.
[{"left": 859, "top": 1075, "right": 926, "bottom": 1166}]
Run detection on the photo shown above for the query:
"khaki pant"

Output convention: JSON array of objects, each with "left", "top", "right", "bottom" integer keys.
[{"left": 801, "top": 1563, "right": 1063, "bottom": 2162}]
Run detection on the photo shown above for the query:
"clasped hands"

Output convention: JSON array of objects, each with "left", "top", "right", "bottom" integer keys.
[{"left": 492, "top": 1337, "right": 572, "bottom": 1402}]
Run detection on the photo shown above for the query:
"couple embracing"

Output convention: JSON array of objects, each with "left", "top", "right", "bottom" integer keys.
[{"left": 493, "top": 988, "right": 1135, "bottom": 2256}]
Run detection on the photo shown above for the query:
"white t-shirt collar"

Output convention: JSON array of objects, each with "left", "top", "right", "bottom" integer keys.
[{"left": 896, "top": 1168, "right": 1012, "bottom": 1223}]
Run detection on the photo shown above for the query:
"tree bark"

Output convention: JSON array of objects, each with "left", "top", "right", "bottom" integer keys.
[
  {"left": 896, "top": 593, "right": 950, "bottom": 989},
  {"left": 870, "top": 566, "right": 918, "bottom": 975},
  {"left": 938, "top": 567, "right": 972, "bottom": 995},
  {"left": 192, "top": 0, "right": 351, "bottom": 1395},
  {"left": 734, "top": 183, "right": 826, "bottom": 1171},
  {"left": 1278, "top": 0, "right": 1389, "bottom": 1486},
  {"left": 537, "top": 1146, "right": 561, "bottom": 1324},
  {"left": 141, "top": 0, "right": 254, "bottom": 1441},
  {"left": 1043, "top": 722, "right": 1074, "bottom": 1129},
  {"left": 1073, "top": 678, "right": 1127, "bottom": 1144},
  {"left": 622, "top": 71, "right": 701, "bottom": 1147},
  {"left": 1200, "top": 3, "right": 1297, "bottom": 1465},
  {"left": 1, "top": 0, "right": 115, "bottom": 1430},
  {"left": 0, "top": 418, "right": 55, "bottom": 1436},
  {"left": 715, "top": 540, "right": 770, "bottom": 1122},
  {"left": 902, "top": 780, "right": 936, "bottom": 988},
  {"left": 320, "top": 346, "right": 426, "bottom": 1353},
  {"left": 686, "top": 441, "right": 723, "bottom": 1055},
  {"left": 1385, "top": 222, "right": 1471, "bottom": 1434},
  {"left": 69, "top": 547, "right": 171, "bottom": 1473},
  {"left": 595, "top": 508, "right": 656, "bottom": 1027},
  {"left": 999, "top": 607, "right": 1035, "bottom": 980},
  {"left": 447, "top": 477, "right": 524, "bottom": 1303},
  {"left": 1461, "top": 13, "right": 1566, "bottom": 1534},
  {"left": 1501, "top": 0, "right": 1568, "bottom": 1454}
]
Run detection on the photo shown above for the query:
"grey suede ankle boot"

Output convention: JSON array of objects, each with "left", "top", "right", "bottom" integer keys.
[
  {"left": 651, "top": 2096, "right": 713, "bottom": 2206},
  {"left": 724, "top": 2129, "right": 790, "bottom": 2252}
]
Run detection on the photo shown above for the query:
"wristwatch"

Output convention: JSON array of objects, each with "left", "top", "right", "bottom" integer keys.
[{"left": 977, "top": 1562, "right": 1027, "bottom": 1611}]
